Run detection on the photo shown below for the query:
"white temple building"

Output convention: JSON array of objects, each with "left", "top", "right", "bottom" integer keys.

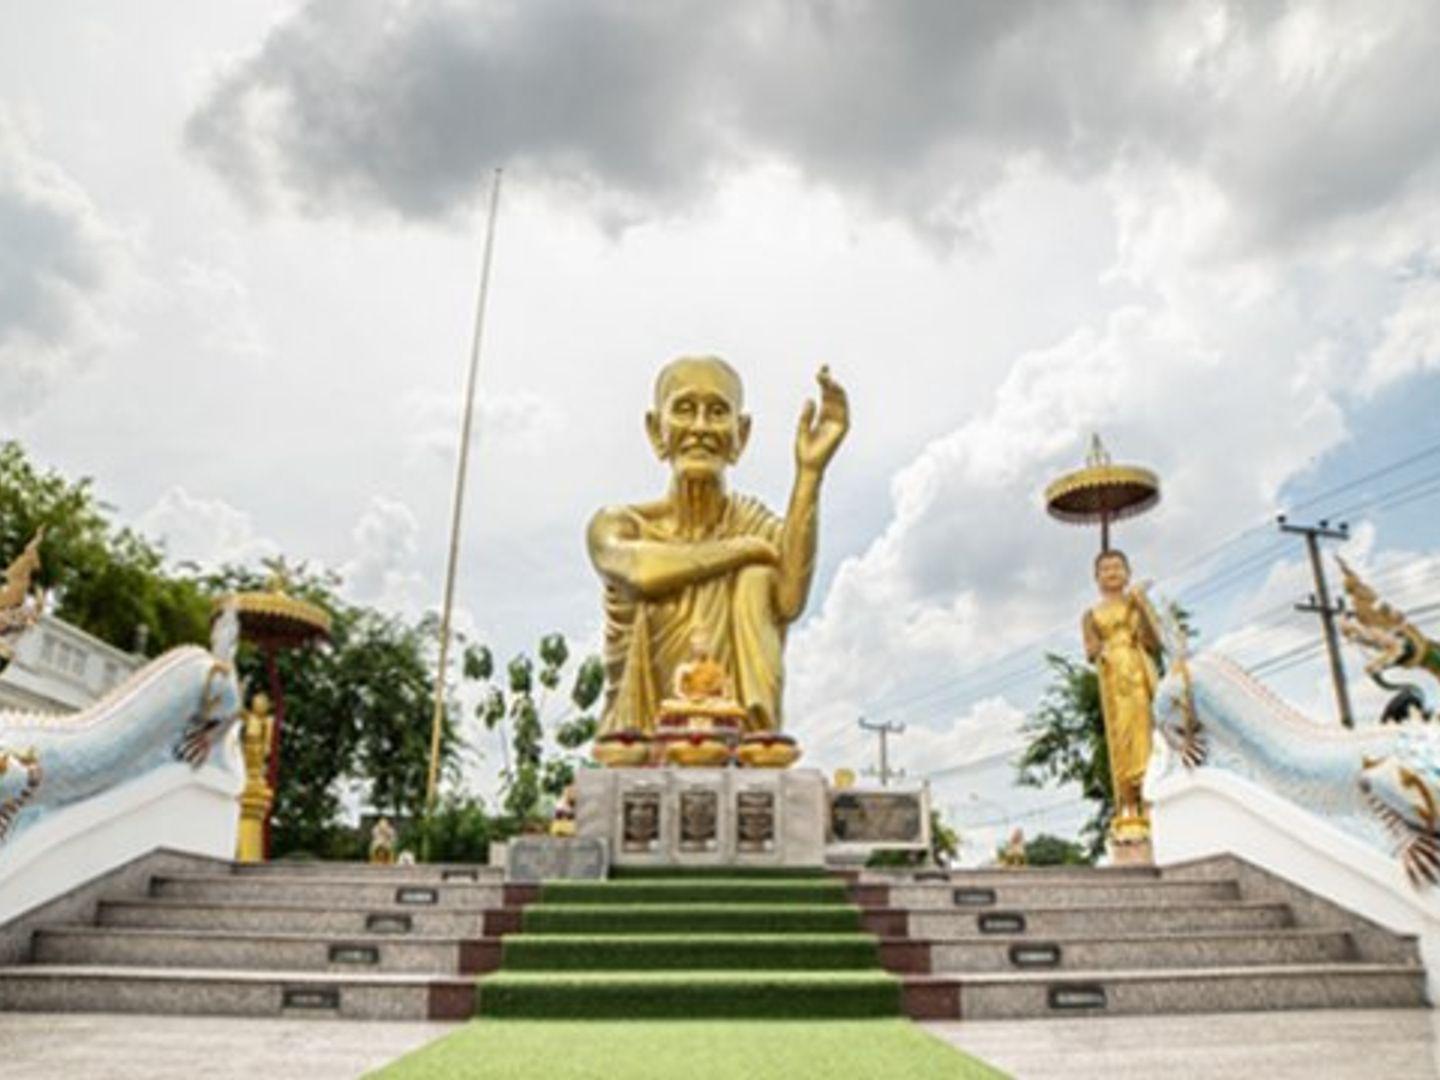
[{"left": 0, "top": 615, "right": 142, "bottom": 713}]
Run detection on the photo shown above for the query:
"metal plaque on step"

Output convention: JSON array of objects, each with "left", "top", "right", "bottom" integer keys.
[
  {"left": 736, "top": 790, "right": 776, "bottom": 853},
  {"left": 679, "top": 789, "right": 719, "bottom": 853},
  {"left": 977, "top": 911, "right": 1026, "bottom": 934},
  {"left": 953, "top": 887, "right": 997, "bottom": 907},
  {"left": 1009, "top": 943, "right": 1061, "bottom": 968},
  {"left": 329, "top": 944, "right": 380, "bottom": 965},
  {"left": 1048, "top": 984, "right": 1106, "bottom": 1010},
  {"left": 283, "top": 987, "right": 340, "bottom": 1009},
  {"left": 365, "top": 913, "right": 413, "bottom": 934},
  {"left": 395, "top": 886, "right": 438, "bottom": 905},
  {"left": 622, "top": 789, "right": 661, "bottom": 853},
  {"left": 441, "top": 868, "right": 480, "bottom": 882}
]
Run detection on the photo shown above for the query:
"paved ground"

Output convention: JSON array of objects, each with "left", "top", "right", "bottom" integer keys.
[
  {"left": 926, "top": 1008, "right": 1440, "bottom": 1079},
  {"left": 0, "top": 1013, "right": 454, "bottom": 1079},
  {"left": 1, "top": 1009, "right": 1436, "bottom": 1078}
]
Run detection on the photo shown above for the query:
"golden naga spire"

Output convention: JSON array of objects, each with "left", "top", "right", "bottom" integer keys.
[{"left": 0, "top": 528, "right": 45, "bottom": 660}]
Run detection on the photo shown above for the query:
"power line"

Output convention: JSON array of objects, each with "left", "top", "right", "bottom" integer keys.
[{"left": 856, "top": 442, "right": 1440, "bottom": 733}]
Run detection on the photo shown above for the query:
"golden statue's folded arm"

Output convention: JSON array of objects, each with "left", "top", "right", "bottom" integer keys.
[{"left": 588, "top": 357, "right": 848, "bottom": 737}]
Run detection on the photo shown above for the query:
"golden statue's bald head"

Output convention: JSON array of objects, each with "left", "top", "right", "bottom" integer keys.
[{"left": 653, "top": 356, "right": 744, "bottom": 412}]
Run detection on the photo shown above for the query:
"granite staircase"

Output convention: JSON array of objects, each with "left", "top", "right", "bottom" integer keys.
[
  {"left": 0, "top": 857, "right": 516, "bottom": 1020},
  {"left": 0, "top": 852, "right": 1427, "bottom": 1021},
  {"left": 854, "top": 855, "right": 1429, "bottom": 1019}
]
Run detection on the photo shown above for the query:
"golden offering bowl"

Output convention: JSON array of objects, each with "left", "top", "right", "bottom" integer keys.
[
  {"left": 735, "top": 734, "right": 801, "bottom": 769},
  {"left": 661, "top": 734, "right": 733, "bottom": 768},
  {"left": 592, "top": 733, "right": 653, "bottom": 768}
]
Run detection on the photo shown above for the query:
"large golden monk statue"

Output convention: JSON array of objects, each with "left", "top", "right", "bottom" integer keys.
[
  {"left": 588, "top": 358, "right": 849, "bottom": 736},
  {"left": 1083, "top": 549, "right": 1162, "bottom": 841}
]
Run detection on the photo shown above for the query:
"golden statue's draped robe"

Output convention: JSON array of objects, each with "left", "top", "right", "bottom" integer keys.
[
  {"left": 1085, "top": 598, "right": 1159, "bottom": 795},
  {"left": 599, "top": 494, "right": 785, "bottom": 735}
]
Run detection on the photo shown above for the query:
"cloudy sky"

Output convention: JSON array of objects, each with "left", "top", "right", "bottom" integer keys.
[{"left": 6, "top": 1, "right": 1440, "bottom": 840}]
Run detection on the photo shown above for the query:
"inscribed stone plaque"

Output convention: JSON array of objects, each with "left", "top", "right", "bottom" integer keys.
[
  {"left": 829, "top": 791, "right": 923, "bottom": 845},
  {"left": 507, "top": 836, "right": 608, "bottom": 882},
  {"left": 736, "top": 790, "right": 776, "bottom": 853},
  {"left": 622, "top": 789, "right": 661, "bottom": 853},
  {"left": 679, "top": 789, "right": 719, "bottom": 852}
]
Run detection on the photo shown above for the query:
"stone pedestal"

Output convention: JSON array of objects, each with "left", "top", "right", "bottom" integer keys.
[
  {"left": 575, "top": 767, "right": 826, "bottom": 868},
  {"left": 1107, "top": 835, "right": 1154, "bottom": 866}
]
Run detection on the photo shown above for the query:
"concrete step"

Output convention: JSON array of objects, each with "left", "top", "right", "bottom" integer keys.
[
  {"left": 913, "top": 928, "right": 1356, "bottom": 974},
  {"left": 97, "top": 899, "right": 492, "bottom": 938},
  {"left": 900, "top": 963, "right": 1429, "bottom": 1020},
  {"left": 0, "top": 965, "right": 475, "bottom": 1020},
  {"left": 893, "top": 900, "right": 1295, "bottom": 939},
  {"left": 30, "top": 926, "right": 501, "bottom": 975},
  {"left": 148, "top": 873, "right": 503, "bottom": 909},
  {"left": 856, "top": 866, "right": 1161, "bottom": 885},
  {"left": 232, "top": 861, "right": 501, "bottom": 883},
  {"left": 881, "top": 878, "right": 1240, "bottom": 910}
]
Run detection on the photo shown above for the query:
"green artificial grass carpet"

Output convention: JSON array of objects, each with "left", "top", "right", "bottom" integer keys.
[
  {"left": 501, "top": 933, "right": 879, "bottom": 971},
  {"left": 520, "top": 902, "right": 862, "bottom": 934},
  {"left": 369, "top": 1019, "right": 1007, "bottom": 1080},
  {"left": 476, "top": 971, "right": 901, "bottom": 1019}
]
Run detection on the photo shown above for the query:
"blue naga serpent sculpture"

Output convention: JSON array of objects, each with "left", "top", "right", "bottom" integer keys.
[
  {"left": 0, "top": 605, "right": 243, "bottom": 850},
  {"left": 1151, "top": 563, "right": 1440, "bottom": 885}
]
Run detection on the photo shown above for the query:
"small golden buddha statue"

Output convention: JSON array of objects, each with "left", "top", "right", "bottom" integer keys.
[{"left": 1083, "top": 549, "right": 1162, "bottom": 844}]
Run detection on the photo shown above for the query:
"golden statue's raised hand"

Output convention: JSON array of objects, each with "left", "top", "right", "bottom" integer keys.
[{"left": 795, "top": 366, "right": 849, "bottom": 474}]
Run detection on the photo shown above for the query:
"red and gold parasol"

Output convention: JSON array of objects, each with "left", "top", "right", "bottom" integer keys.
[
  {"left": 214, "top": 576, "right": 330, "bottom": 859},
  {"left": 1045, "top": 435, "right": 1160, "bottom": 552}
]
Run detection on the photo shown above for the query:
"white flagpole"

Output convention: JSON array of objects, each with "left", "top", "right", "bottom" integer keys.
[{"left": 425, "top": 168, "right": 504, "bottom": 828}]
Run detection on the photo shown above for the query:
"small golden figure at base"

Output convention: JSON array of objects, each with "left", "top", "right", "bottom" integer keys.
[
  {"left": 997, "top": 828, "right": 1027, "bottom": 867},
  {"left": 234, "top": 693, "right": 274, "bottom": 864},
  {"left": 550, "top": 785, "right": 577, "bottom": 837},
  {"left": 369, "top": 816, "right": 397, "bottom": 865}
]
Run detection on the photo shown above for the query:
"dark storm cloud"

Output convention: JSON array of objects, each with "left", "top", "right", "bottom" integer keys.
[{"left": 185, "top": 0, "right": 1440, "bottom": 244}]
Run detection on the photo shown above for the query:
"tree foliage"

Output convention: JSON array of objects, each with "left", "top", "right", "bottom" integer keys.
[
  {"left": 1023, "top": 832, "right": 1092, "bottom": 866},
  {"left": 467, "top": 634, "right": 604, "bottom": 822},
  {"left": 1017, "top": 653, "right": 1111, "bottom": 859},
  {"left": 0, "top": 441, "right": 209, "bottom": 654}
]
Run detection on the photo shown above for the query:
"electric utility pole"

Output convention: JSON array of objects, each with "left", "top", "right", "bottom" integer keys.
[
  {"left": 858, "top": 717, "right": 906, "bottom": 786},
  {"left": 1277, "top": 514, "right": 1354, "bottom": 728}
]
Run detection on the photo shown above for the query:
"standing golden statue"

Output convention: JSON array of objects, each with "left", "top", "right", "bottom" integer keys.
[
  {"left": 589, "top": 358, "right": 849, "bottom": 736},
  {"left": 1083, "top": 550, "right": 1163, "bottom": 846}
]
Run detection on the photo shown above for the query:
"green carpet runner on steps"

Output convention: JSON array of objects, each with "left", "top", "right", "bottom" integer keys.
[{"left": 476, "top": 873, "right": 902, "bottom": 1019}]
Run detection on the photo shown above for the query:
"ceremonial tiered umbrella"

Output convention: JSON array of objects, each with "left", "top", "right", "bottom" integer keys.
[
  {"left": 1045, "top": 435, "right": 1161, "bottom": 552},
  {"left": 216, "top": 579, "right": 331, "bottom": 859}
]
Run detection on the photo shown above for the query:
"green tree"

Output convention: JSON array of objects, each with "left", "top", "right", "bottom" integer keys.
[
  {"left": 1017, "top": 653, "right": 1110, "bottom": 858},
  {"left": 1023, "top": 832, "right": 1091, "bottom": 866},
  {"left": 467, "top": 633, "right": 604, "bottom": 823},
  {"left": 0, "top": 440, "right": 209, "bottom": 654},
  {"left": 198, "top": 564, "right": 462, "bottom": 857}
]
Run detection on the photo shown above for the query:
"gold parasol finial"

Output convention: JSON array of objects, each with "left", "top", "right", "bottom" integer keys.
[{"left": 1045, "top": 434, "right": 1160, "bottom": 551}]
